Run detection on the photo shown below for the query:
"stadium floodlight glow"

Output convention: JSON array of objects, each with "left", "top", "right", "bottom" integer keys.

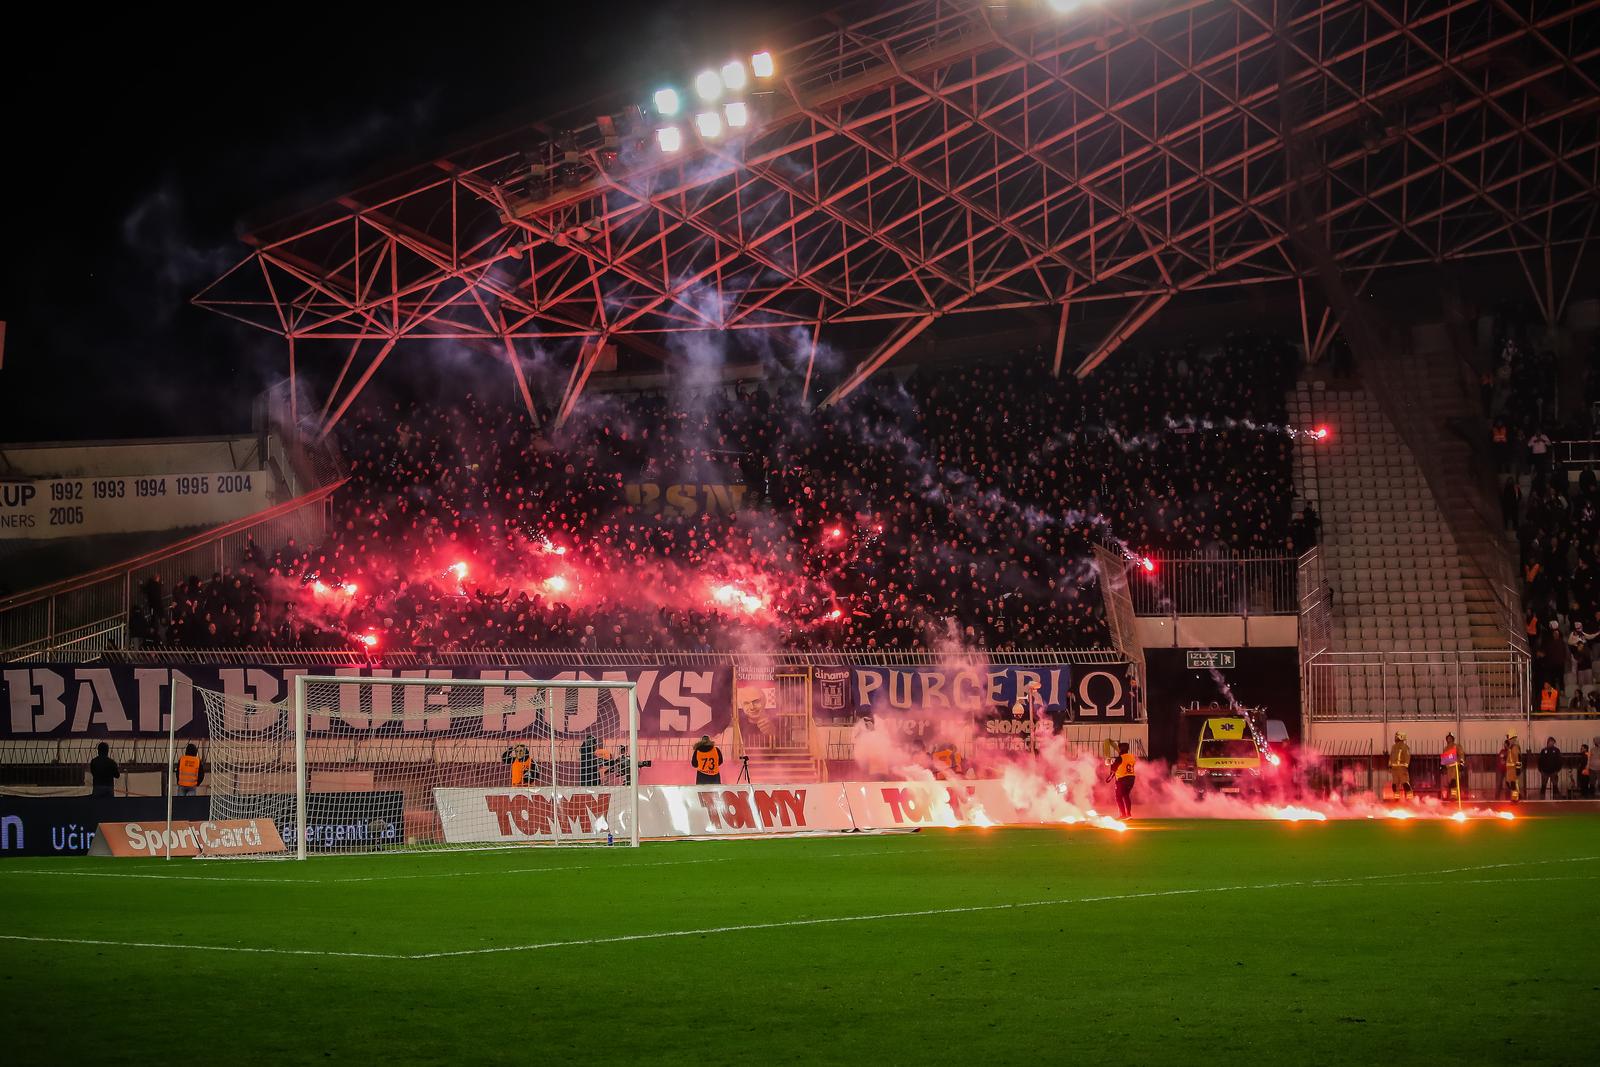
[
  {"left": 724, "top": 101, "right": 749, "bottom": 128},
  {"left": 656, "top": 125, "right": 683, "bottom": 152},
  {"left": 1047, "top": 0, "right": 1079, "bottom": 12},
  {"left": 694, "top": 69, "right": 722, "bottom": 101},
  {"left": 721, "top": 60, "right": 748, "bottom": 92},
  {"left": 750, "top": 50, "right": 775, "bottom": 78},
  {"left": 695, "top": 111, "right": 723, "bottom": 138},
  {"left": 653, "top": 87, "right": 681, "bottom": 116}
]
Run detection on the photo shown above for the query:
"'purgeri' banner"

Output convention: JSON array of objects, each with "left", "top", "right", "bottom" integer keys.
[
  {"left": 0, "top": 664, "right": 733, "bottom": 739},
  {"left": 811, "top": 662, "right": 1134, "bottom": 728}
]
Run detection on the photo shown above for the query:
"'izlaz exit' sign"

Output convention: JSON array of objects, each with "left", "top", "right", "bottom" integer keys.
[{"left": 1186, "top": 650, "right": 1237, "bottom": 670}]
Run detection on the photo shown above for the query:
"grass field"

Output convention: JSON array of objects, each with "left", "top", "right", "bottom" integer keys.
[{"left": 3, "top": 817, "right": 1596, "bottom": 1065}]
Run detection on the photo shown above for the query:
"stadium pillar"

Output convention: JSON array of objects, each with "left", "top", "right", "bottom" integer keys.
[
  {"left": 556, "top": 334, "right": 609, "bottom": 429},
  {"left": 501, "top": 334, "right": 541, "bottom": 428},
  {"left": 1051, "top": 302, "right": 1070, "bottom": 378},
  {"left": 287, "top": 336, "right": 298, "bottom": 430},
  {"left": 320, "top": 336, "right": 398, "bottom": 440},
  {"left": 802, "top": 319, "right": 822, "bottom": 403},
  {"left": 820, "top": 314, "right": 934, "bottom": 408},
  {"left": 1075, "top": 293, "right": 1171, "bottom": 378}
]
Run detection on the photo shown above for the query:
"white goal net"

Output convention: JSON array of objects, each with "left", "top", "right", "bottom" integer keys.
[{"left": 197, "top": 676, "right": 640, "bottom": 857}]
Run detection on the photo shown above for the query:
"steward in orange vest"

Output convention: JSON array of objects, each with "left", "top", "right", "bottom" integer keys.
[
  {"left": 692, "top": 736, "right": 723, "bottom": 784},
  {"left": 931, "top": 742, "right": 965, "bottom": 779},
  {"left": 501, "top": 743, "right": 538, "bottom": 786},
  {"left": 175, "top": 744, "right": 204, "bottom": 795},
  {"left": 1110, "top": 743, "right": 1136, "bottom": 819}
]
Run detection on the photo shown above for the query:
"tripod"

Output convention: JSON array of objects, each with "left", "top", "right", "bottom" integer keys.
[{"left": 735, "top": 754, "right": 752, "bottom": 784}]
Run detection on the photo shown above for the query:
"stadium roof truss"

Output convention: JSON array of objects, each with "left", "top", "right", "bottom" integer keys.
[{"left": 195, "top": 0, "right": 1600, "bottom": 431}]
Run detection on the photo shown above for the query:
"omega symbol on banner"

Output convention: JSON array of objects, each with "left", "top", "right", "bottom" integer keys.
[{"left": 1074, "top": 670, "right": 1127, "bottom": 718}]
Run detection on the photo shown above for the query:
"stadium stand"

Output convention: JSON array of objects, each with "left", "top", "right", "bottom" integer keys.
[
  {"left": 1496, "top": 324, "right": 1600, "bottom": 712},
  {"left": 120, "top": 332, "right": 1299, "bottom": 654}
]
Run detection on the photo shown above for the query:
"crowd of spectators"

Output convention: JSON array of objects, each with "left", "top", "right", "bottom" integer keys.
[
  {"left": 127, "top": 332, "right": 1301, "bottom": 654},
  {"left": 1488, "top": 317, "right": 1600, "bottom": 712}
]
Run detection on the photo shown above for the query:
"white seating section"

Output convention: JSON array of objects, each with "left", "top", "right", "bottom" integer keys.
[{"left": 1291, "top": 381, "right": 1471, "bottom": 651}]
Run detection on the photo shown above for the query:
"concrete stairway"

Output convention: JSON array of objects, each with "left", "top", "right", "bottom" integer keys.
[
  {"left": 1291, "top": 380, "right": 1475, "bottom": 650},
  {"left": 743, "top": 751, "right": 820, "bottom": 785},
  {"left": 1292, "top": 373, "right": 1524, "bottom": 720},
  {"left": 1399, "top": 331, "right": 1516, "bottom": 649}
]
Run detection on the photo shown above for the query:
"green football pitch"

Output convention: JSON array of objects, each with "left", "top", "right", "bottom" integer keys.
[{"left": 3, "top": 817, "right": 1595, "bottom": 1065}]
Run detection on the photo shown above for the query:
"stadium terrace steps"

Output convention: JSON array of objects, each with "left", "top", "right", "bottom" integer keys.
[
  {"left": 1292, "top": 381, "right": 1476, "bottom": 652},
  {"left": 1292, "top": 376, "right": 1523, "bottom": 718},
  {"left": 742, "top": 751, "right": 821, "bottom": 785}
]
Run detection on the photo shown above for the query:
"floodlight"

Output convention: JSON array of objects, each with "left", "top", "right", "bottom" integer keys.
[
  {"left": 656, "top": 126, "right": 683, "bottom": 152},
  {"left": 724, "top": 101, "right": 749, "bottom": 128},
  {"left": 695, "top": 111, "right": 723, "bottom": 138},
  {"left": 694, "top": 69, "right": 722, "bottom": 101},
  {"left": 1047, "top": 0, "right": 1078, "bottom": 12},
  {"left": 751, "top": 51, "right": 775, "bottom": 78},
  {"left": 721, "top": 60, "right": 747, "bottom": 92},
  {"left": 653, "top": 87, "right": 680, "bottom": 116}
]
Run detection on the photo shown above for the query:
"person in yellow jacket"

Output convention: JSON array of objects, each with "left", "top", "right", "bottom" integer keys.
[
  {"left": 1439, "top": 732, "right": 1465, "bottom": 801},
  {"left": 1109, "top": 742, "right": 1136, "bottom": 819},
  {"left": 174, "top": 743, "right": 204, "bottom": 796},
  {"left": 1498, "top": 732, "right": 1522, "bottom": 801},
  {"left": 1389, "top": 731, "right": 1412, "bottom": 802}
]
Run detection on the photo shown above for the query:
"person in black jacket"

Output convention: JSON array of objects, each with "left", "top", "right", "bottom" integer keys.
[
  {"left": 88, "top": 742, "right": 120, "bottom": 799},
  {"left": 1537, "top": 737, "right": 1563, "bottom": 798},
  {"left": 578, "top": 735, "right": 600, "bottom": 787}
]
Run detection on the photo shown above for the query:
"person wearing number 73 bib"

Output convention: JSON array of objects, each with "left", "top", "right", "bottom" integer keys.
[{"left": 692, "top": 736, "right": 724, "bottom": 784}]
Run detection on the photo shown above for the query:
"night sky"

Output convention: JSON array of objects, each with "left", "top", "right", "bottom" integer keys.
[{"left": 0, "top": 1, "right": 816, "bottom": 443}]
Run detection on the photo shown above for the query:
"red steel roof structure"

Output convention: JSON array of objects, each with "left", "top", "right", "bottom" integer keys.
[{"left": 195, "top": 0, "right": 1600, "bottom": 432}]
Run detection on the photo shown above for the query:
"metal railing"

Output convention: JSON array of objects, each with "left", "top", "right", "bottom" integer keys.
[
  {"left": 0, "top": 483, "right": 342, "bottom": 657},
  {"left": 1558, "top": 439, "right": 1600, "bottom": 468},
  {"left": 1130, "top": 554, "right": 1300, "bottom": 616},
  {"left": 1303, "top": 649, "right": 1531, "bottom": 722}
]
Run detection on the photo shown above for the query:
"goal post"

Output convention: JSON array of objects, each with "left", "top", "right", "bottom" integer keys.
[{"left": 197, "top": 675, "right": 641, "bottom": 857}]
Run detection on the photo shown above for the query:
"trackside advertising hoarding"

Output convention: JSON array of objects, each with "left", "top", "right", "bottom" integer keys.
[
  {"left": 89, "top": 818, "right": 286, "bottom": 857},
  {"left": 0, "top": 796, "right": 211, "bottom": 857},
  {"left": 0, "top": 664, "right": 734, "bottom": 739},
  {"left": 433, "top": 780, "right": 1018, "bottom": 843}
]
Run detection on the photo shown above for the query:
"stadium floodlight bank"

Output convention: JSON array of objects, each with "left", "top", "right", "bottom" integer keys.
[{"left": 195, "top": 676, "right": 640, "bottom": 857}]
